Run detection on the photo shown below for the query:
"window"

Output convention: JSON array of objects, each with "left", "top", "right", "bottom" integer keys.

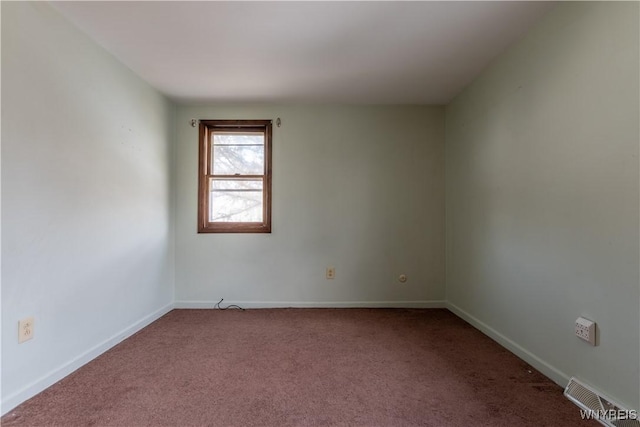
[{"left": 198, "top": 120, "right": 272, "bottom": 233}]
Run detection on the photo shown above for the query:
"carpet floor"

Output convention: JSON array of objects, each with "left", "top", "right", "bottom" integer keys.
[{"left": 2, "top": 309, "right": 596, "bottom": 426}]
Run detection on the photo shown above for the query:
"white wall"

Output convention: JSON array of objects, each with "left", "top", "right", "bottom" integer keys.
[
  {"left": 445, "top": 2, "right": 639, "bottom": 409},
  {"left": 174, "top": 105, "right": 445, "bottom": 307},
  {"left": 1, "top": 2, "right": 175, "bottom": 412},
  {"left": 3, "top": 0, "right": 637, "bottom": 417}
]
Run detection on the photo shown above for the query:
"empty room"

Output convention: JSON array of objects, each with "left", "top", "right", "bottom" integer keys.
[{"left": 1, "top": 1, "right": 638, "bottom": 426}]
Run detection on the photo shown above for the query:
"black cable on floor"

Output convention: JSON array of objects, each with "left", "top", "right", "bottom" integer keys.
[{"left": 215, "top": 298, "right": 245, "bottom": 311}]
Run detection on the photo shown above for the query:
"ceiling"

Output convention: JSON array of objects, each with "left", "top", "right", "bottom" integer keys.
[{"left": 51, "top": 1, "right": 554, "bottom": 105}]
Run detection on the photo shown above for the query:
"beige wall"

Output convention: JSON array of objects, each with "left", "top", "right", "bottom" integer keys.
[
  {"left": 3, "top": 0, "right": 638, "bottom": 416},
  {"left": 445, "top": 2, "right": 639, "bottom": 408},
  {"left": 2, "top": 2, "right": 174, "bottom": 412},
  {"left": 174, "top": 105, "right": 445, "bottom": 307}
]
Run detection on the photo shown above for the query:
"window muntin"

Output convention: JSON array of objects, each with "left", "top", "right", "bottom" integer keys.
[{"left": 198, "top": 120, "right": 272, "bottom": 233}]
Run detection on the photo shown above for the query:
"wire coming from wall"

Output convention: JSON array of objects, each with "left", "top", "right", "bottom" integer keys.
[{"left": 215, "top": 298, "right": 245, "bottom": 311}]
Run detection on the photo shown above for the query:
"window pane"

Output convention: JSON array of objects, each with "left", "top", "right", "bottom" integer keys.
[
  {"left": 213, "top": 133, "right": 263, "bottom": 145},
  {"left": 212, "top": 132, "right": 264, "bottom": 175},
  {"left": 212, "top": 145, "right": 264, "bottom": 175},
  {"left": 209, "top": 178, "right": 263, "bottom": 222}
]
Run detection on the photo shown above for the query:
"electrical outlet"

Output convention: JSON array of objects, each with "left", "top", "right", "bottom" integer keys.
[
  {"left": 326, "top": 267, "right": 335, "bottom": 279},
  {"left": 575, "top": 317, "right": 596, "bottom": 346},
  {"left": 19, "top": 317, "right": 34, "bottom": 343}
]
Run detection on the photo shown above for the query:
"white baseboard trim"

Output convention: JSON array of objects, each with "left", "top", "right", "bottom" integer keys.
[
  {"left": 175, "top": 300, "right": 447, "bottom": 309},
  {"left": 1, "top": 302, "right": 174, "bottom": 416},
  {"left": 446, "top": 301, "right": 570, "bottom": 388}
]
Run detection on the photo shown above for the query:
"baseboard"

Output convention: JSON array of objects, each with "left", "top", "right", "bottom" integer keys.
[
  {"left": 446, "top": 301, "right": 570, "bottom": 388},
  {"left": 1, "top": 302, "right": 174, "bottom": 416},
  {"left": 175, "top": 300, "right": 447, "bottom": 309}
]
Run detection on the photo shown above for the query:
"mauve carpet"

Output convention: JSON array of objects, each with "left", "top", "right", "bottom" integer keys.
[{"left": 2, "top": 309, "right": 596, "bottom": 427}]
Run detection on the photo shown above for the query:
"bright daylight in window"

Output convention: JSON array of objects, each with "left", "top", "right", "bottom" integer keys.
[{"left": 198, "top": 120, "right": 272, "bottom": 233}]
